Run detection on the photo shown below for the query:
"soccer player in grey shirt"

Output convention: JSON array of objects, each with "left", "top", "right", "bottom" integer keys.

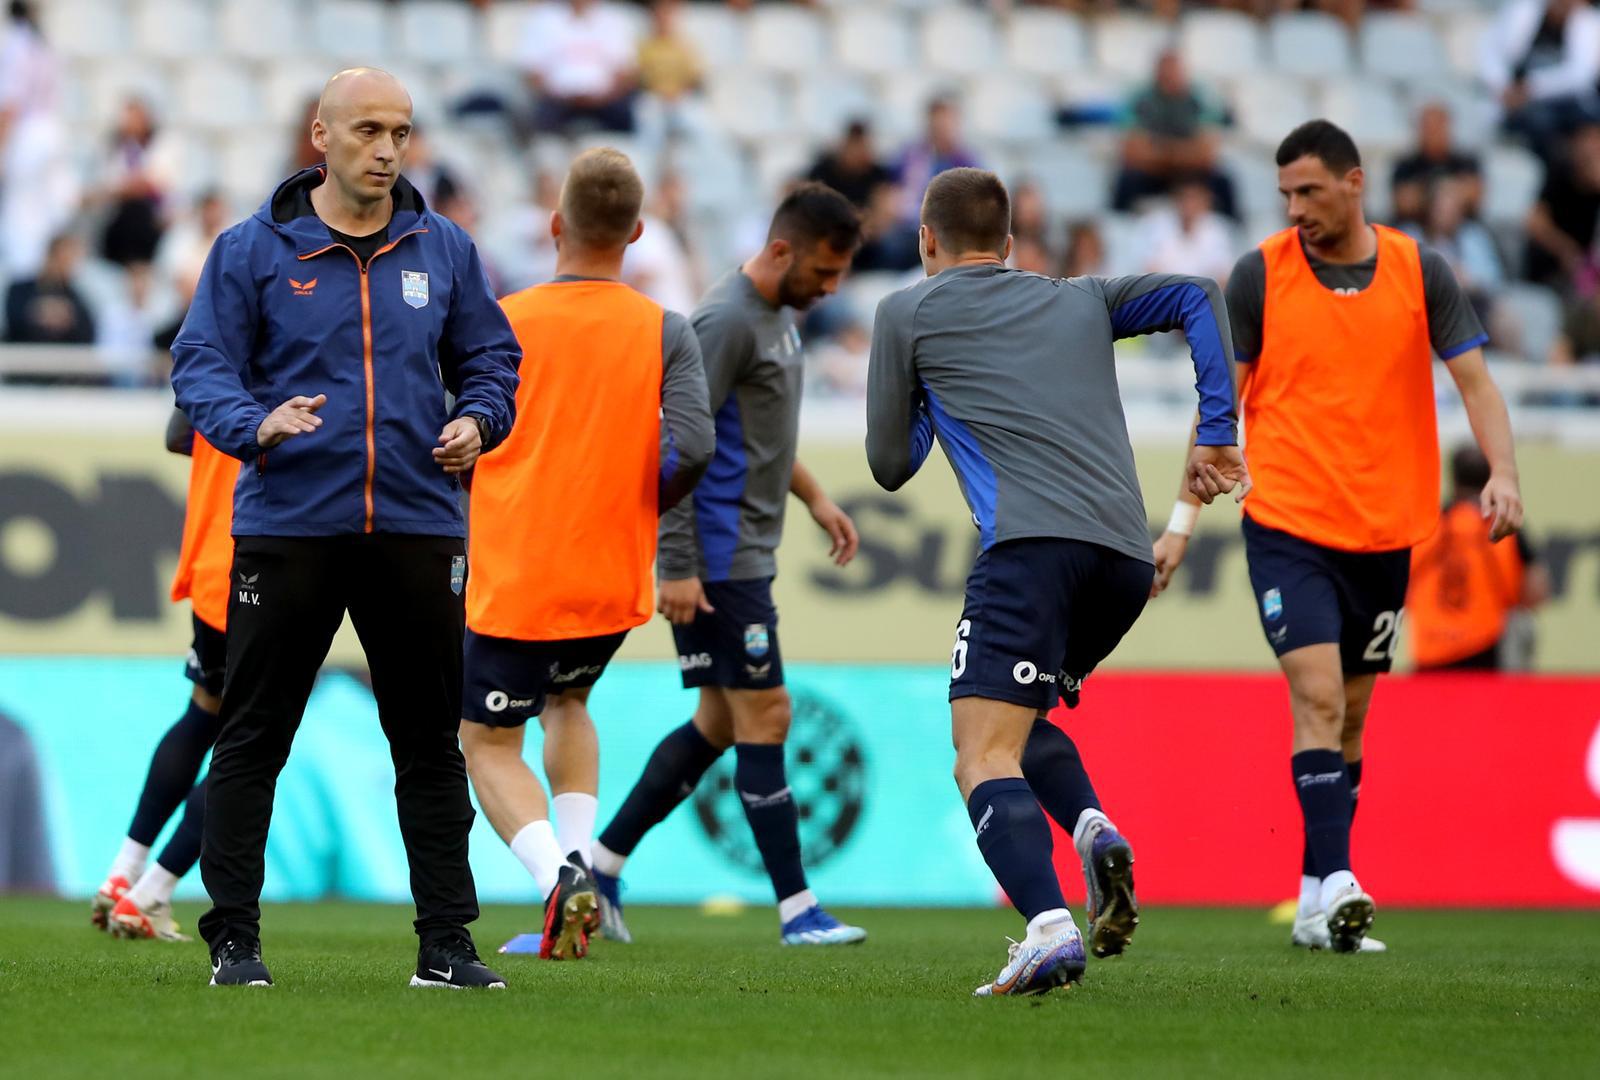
[
  {"left": 867, "top": 168, "right": 1249, "bottom": 997},
  {"left": 592, "top": 184, "right": 870, "bottom": 947}
]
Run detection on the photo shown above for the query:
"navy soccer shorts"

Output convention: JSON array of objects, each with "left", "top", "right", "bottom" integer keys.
[
  {"left": 185, "top": 612, "right": 228, "bottom": 697},
  {"left": 949, "top": 538, "right": 1154, "bottom": 711},
  {"left": 671, "top": 577, "right": 783, "bottom": 691},
  {"left": 461, "top": 628, "right": 629, "bottom": 727},
  {"left": 1242, "top": 513, "right": 1411, "bottom": 675}
]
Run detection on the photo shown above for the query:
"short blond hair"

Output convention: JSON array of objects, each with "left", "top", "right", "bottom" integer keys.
[{"left": 559, "top": 148, "right": 645, "bottom": 249}]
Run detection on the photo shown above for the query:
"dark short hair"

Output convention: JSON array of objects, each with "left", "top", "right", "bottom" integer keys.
[
  {"left": 1450, "top": 444, "right": 1491, "bottom": 492},
  {"left": 1276, "top": 119, "right": 1361, "bottom": 174},
  {"left": 921, "top": 167, "right": 1010, "bottom": 257},
  {"left": 768, "top": 181, "right": 861, "bottom": 253}
]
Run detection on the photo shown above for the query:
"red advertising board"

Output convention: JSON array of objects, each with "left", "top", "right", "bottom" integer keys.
[{"left": 1048, "top": 674, "right": 1600, "bottom": 906}]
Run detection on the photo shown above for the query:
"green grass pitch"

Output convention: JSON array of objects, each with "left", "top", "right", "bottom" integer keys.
[{"left": 2, "top": 899, "right": 1597, "bottom": 1078}]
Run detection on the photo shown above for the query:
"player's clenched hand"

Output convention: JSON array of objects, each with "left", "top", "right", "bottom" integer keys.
[
  {"left": 1186, "top": 445, "right": 1251, "bottom": 505},
  {"left": 1481, "top": 471, "right": 1524, "bottom": 541},
  {"left": 658, "top": 576, "right": 713, "bottom": 625},
  {"left": 808, "top": 497, "right": 859, "bottom": 566},
  {"left": 1150, "top": 531, "right": 1189, "bottom": 598},
  {"left": 256, "top": 394, "right": 326, "bottom": 449},
  {"left": 433, "top": 417, "right": 482, "bottom": 474}
]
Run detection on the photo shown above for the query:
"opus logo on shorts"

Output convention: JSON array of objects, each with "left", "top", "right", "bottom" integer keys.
[
  {"left": 484, "top": 690, "right": 535, "bottom": 713},
  {"left": 1012, "top": 662, "right": 1057, "bottom": 686}
]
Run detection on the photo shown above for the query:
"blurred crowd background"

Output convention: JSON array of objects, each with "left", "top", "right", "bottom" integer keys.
[{"left": 6, "top": 0, "right": 1600, "bottom": 404}]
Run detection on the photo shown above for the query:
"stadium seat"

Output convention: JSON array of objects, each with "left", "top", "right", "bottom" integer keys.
[
  {"left": 755, "top": 141, "right": 815, "bottom": 197},
  {"left": 132, "top": 0, "right": 215, "bottom": 61},
  {"left": 1404, "top": 76, "right": 1498, "bottom": 149},
  {"left": 833, "top": 7, "right": 916, "bottom": 77},
  {"left": 967, "top": 75, "right": 1054, "bottom": 146},
  {"left": 1360, "top": 13, "right": 1448, "bottom": 81},
  {"left": 483, "top": 0, "right": 535, "bottom": 66},
  {"left": 1319, "top": 82, "right": 1410, "bottom": 152},
  {"left": 396, "top": 1, "right": 480, "bottom": 65},
  {"left": 676, "top": 3, "right": 746, "bottom": 71},
  {"left": 218, "top": 0, "right": 305, "bottom": 62},
  {"left": 748, "top": 6, "right": 827, "bottom": 76},
  {"left": 707, "top": 70, "right": 790, "bottom": 143},
  {"left": 1484, "top": 144, "right": 1545, "bottom": 226},
  {"left": 1179, "top": 11, "right": 1264, "bottom": 82},
  {"left": 217, "top": 131, "right": 293, "bottom": 210},
  {"left": 793, "top": 73, "right": 877, "bottom": 141},
  {"left": 1017, "top": 142, "right": 1110, "bottom": 221},
  {"left": 1099, "top": 212, "right": 1147, "bottom": 276},
  {"left": 1231, "top": 74, "right": 1318, "bottom": 149},
  {"left": 1267, "top": 13, "right": 1354, "bottom": 80},
  {"left": 876, "top": 70, "right": 962, "bottom": 146},
  {"left": 313, "top": 0, "right": 392, "bottom": 62},
  {"left": 174, "top": 62, "right": 264, "bottom": 134},
  {"left": 260, "top": 61, "right": 334, "bottom": 129},
  {"left": 1220, "top": 146, "right": 1283, "bottom": 221},
  {"left": 1496, "top": 283, "right": 1564, "bottom": 363},
  {"left": 42, "top": 0, "right": 127, "bottom": 59},
  {"left": 1444, "top": 15, "right": 1493, "bottom": 81},
  {"left": 84, "top": 61, "right": 175, "bottom": 135},
  {"left": 1004, "top": 9, "right": 1089, "bottom": 79},
  {"left": 920, "top": 6, "right": 1001, "bottom": 77},
  {"left": 1093, "top": 16, "right": 1173, "bottom": 78}
]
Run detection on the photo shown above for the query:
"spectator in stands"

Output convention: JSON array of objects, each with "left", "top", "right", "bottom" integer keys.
[
  {"left": 97, "top": 97, "right": 178, "bottom": 269},
  {"left": 1408, "top": 445, "right": 1550, "bottom": 672},
  {"left": 1010, "top": 180, "right": 1051, "bottom": 248},
  {"left": 852, "top": 182, "right": 921, "bottom": 273},
  {"left": 1481, "top": 0, "right": 1600, "bottom": 162},
  {"left": 623, "top": 172, "right": 700, "bottom": 314},
  {"left": 1392, "top": 103, "right": 1485, "bottom": 228},
  {"left": 637, "top": 0, "right": 703, "bottom": 106},
  {"left": 96, "top": 263, "right": 163, "bottom": 387},
  {"left": 1112, "top": 49, "right": 1237, "bottom": 220},
  {"left": 809, "top": 120, "right": 894, "bottom": 209},
  {"left": 1063, "top": 220, "right": 1108, "bottom": 278},
  {"left": 157, "top": 189, "right": 231, "bottom": 302},
  {"left": 1549, "top": 283, "right": 1600, "bottom": 365},
  {"left": 1138, "top": 174, "right": 1236, "bottom": 285},
  {"left": 3, "top": 232, "right": 94, "bottom": 345},
  {"left": 403, "top": 128, "right": 462, "bottom": 209},
  {"left": 1010, "top": 235, "right": 1057, "bottom": 276},
  {"left": 518, "top": 0, "right": 639, "bottom": 136},
  {"left": 1525, "top": 122, "right": 1600, "bottom": 291},
  {"left": 894, "top": 97, "right": 981, "bottom": 228},
  {"left": 0, "top": 0, "right": 75, "bottom": 278},
  {"left": 1404, "top": 178, "right": 1504, "bottom": 325}
]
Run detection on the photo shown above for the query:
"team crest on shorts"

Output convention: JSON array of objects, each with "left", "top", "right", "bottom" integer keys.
[
  {"left": 401, "top": 270, "right": 429, "bottom": 309},
  {"left": 744, "top": 623, "right": 770, "bottom": 659},
  {"left": 1262, "top": 587, "right": 1283, "bottom": 621},
  {"left": 450, "top": 555, "right": 465, "bottom": 595}
]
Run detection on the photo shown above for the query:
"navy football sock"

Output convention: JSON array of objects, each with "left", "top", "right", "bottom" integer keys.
[
  {"left": 734, "top": 743, "right": 808, "bottom": 902},
  {"left": 1307, "top": 757, "right": 1364, "bottom": 876},
  {"left": 1020, "top": 717, "right": 1102, "bottom": 831},
  {"left": 968, "top": 778, "right": 1065, "bottom": 922},
  {"left": 1292, "top": 750, "right": 1354, "bottom": 878},
  {"left": 597, "top": 720, "right": 723, "bottom": 858},
  {"left": 128, "top": 701, "right": 221, "bottom": 846},
  {"left": 156, "top": 775, "right": 207, "bottom": 876}
]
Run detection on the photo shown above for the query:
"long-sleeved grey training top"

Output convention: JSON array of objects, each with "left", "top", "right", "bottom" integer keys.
[
  {"left": 866, "top": 264, "right": 1238, "bottom": 565},
  {"left": 658, "top": 268, "right": 805, "bottom": 581}
]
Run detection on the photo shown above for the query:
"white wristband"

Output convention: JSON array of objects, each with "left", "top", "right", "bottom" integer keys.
[{"left": 1166, "top": 500, "right": 1199, "bottom": 537}]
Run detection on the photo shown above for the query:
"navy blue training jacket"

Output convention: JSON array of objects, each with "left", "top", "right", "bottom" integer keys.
[{"left": 171, "top": 166, "right": 520, "bottom": 538}]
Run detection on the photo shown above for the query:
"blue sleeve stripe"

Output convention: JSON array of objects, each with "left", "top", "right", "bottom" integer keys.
[
  {"left": 692, "top": 396, "right": 746, "bottom": 581},
  {"left": 908, "top": 399, "right": 934, "bottom": 475},
  {"left": 922, "top": 383, "right": 997, "bottom": 550},
  {"left": 1438, "top": 332, "right": 1489, "bottom": 361},
  {"left": 1111, "top": 283, "right": 1235, "bottom": 445},
  {"left": 659, "top": 427, "right": 680, "bottom": 494}
]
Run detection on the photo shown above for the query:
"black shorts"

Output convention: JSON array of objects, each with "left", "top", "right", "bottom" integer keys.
[
  {"left": 949, "top": 538, "right": 1154, "bottom": 711},
  {"left": 1242, "top": 513, "right": 1411, "bottom": 674},
  {"left": 671, "top": 577, "right": 783, "bottom": 690},
  {"left": 461, "top": 628, "right": 629, "bottom": 727},
  {"left": 184, "top": 612, "right": 227, "bottom": 697}
]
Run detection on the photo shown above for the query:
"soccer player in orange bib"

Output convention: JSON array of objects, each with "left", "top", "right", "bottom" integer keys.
[
  {"left": 458, "top": 148, "right": 714, "bottom": 961},
  {"left": 1153, "top": 121, "right": 1523, "bottom": 952},
  {"left": 93, "top": 412, "right": 237, "bottom": 942}
]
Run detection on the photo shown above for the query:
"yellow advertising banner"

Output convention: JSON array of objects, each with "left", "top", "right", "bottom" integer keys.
[{"left": 1, "top": 420, "right": 1596, "bottom": 670}]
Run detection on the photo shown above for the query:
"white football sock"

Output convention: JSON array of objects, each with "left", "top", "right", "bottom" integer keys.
[
  {"left": 590, "top": 841, "right": 626, "bottom": 877},
  {"left": 127, "top": 864, "right": 179, "bottom": 909},
  {"left": 1072, "top": 809, "right": 1113, "bottom": 859},
  {"left": 1026, "top": 908, "right": 1075, "bottom": 944},
  {"left": 552, "top": 792, "right": 598, "bottom": 863},
  {"left": 1319, "top": 869, "right": 1360, "bottom": 913},
  {"left": 1298, "top": 874, "right": 1322, "bottom": 918},
  {"left": 509, "top": 820, "right": 565, "bottom": 899},
  {"left": 110, "top": 839, "right": 150, "bottom": 884},
  {"left": 778, "top": 888, "right": 817, "bottom": 924}
]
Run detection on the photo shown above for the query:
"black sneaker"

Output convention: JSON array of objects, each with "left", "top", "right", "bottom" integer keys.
[
  {"left": 209, "top": 938, "right": 272, "bottom": 987},
  {"left": 411, "top": 934, "right": 507, "bottom": 990},
  {"left": 540, "top": 862, "right": 598, "bottom": 960}
]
